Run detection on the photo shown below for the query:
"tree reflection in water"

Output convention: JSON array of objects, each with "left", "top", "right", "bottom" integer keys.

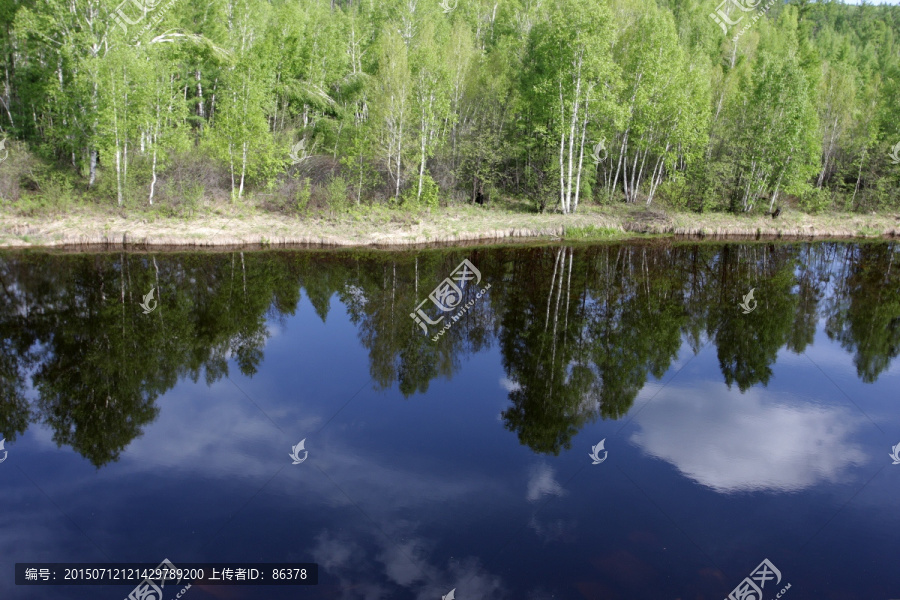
[{"left": 0, "top": 242, "right": 896, "bottom": 465}]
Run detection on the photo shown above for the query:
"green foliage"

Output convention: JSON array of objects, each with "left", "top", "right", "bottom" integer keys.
[
  {"left": 0, "top": 139, "right": 41, "bottom": 202},
  {"left": 296, "top": 177, "right": 312, "bottom": 214},
  {"left": 799, "top": 186, "right": 831, "bottom": 214},
  {"left": 0, "top": 0, "right": 897, "bottom": 214},
  {"left": 161, "top": 182, "right": 204, "bottom": 218},
  {"left": 656, "top": 173, "right": 690, "bottom": 210},
  {"left": 401, "top": 173, "right": 440, "bottom": 209},
  {"left": 6, "top": 172, "right": 78, "bottom": 215},
  {"left": 563, "top": 225, "right": 623, "bottom": 239},
  {"left": 326, "top": 175, "right": 349, "bottom": 213}
]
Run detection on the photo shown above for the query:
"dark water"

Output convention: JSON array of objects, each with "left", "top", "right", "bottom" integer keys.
[{"left": 1, "top": 242, "right": 898, "bottom": 600}]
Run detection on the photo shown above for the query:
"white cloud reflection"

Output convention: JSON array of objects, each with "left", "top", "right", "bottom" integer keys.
[
  {"left": 499, "top": 377, "right": 521, "bottom": 393},
  {"left": 630, "top": 382, "right": 868, "bottom": 493},
  {"left": 525, "top": 462, "right": 566, "bottom": 502},
  {"left": 312, "top": 527, "right": 506, "bottom": 600}
]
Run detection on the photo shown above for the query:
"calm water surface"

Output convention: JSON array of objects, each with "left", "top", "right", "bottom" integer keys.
[{"left": 1, "top": 242, "right": 898, "bottom": 599}]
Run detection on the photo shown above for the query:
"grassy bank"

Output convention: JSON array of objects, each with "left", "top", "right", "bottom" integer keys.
[{"left": 1, "top": 201, "right": 898, "bottom": 249}]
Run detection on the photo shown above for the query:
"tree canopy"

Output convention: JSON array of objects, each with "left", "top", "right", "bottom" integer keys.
[{"left": 0, "top": 0, "right": 897, "bottom": 212}]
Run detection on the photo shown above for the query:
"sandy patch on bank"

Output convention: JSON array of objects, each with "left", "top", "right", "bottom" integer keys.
[{"left": 0, "top": 205, "right": 897, "bottom": 249}]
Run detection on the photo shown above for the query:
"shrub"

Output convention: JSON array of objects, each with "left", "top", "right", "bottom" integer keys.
[
  {"left": 403, "top": 173, "right": 440, "bottom": 208},
  {"left": 0, "top": 139, "right": 41, "bottom": 203},
  {"left": 326, "top": 175, "right": 349, "bottom": 213},
  {"left": 296, "top": 177, "right": 312, "bottom": 214},
  {"left": 798, "top": 187, "right": 831, "bottom": 214}
]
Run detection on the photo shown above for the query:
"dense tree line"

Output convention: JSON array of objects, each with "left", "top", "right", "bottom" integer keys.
[
  {"left": 0, "top": 0, "right": 897, "bottom": 212},
  {"left": 1, "top": 241, "right": 897, "bottom": 463}
]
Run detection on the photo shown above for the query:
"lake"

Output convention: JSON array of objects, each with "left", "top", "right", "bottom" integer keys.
[{"left": 1, "top": 241, "right": 898, "bottom": 599}]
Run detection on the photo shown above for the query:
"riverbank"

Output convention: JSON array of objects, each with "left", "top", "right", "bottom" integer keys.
[{"left": 1, "top": 203, "right": 898, "bottom": 249}]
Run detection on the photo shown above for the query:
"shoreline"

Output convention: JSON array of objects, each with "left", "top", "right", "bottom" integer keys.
[{"left": 1, "top": 205, "right": 898, "bottom": 250}]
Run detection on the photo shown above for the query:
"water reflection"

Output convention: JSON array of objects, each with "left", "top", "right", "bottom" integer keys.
[
  {"left": 0, "top": 242, "right": 897, "bottom": 468},
  {"left": 630, "top": 382, "right": 868, "bottom": 492}
]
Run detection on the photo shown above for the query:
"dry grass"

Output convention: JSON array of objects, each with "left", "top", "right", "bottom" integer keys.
[{"left": 0, "top": 202, "right": 897, "bottom": 249}]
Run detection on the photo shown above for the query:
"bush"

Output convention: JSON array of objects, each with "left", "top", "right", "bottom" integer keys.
[
  {"left": 401, "top": 173, "right": 440, "bottom": 208},
  {"left": 326, "top": 175, "right": 349, "bottom": 213},
  {"left": 157, "top": 150, "right": 230, "bottom": 204},
  {"left": 36, "top": 171, "right": 76, "bottom": 206},
  {"left": 798, "top": 187, "right": 831, "bottom": 214},
  {"left": 656, "top": 173, "right": 689, "bottom": 210},
  {"left": 0, "top": 139, "right": 41, "bottom": 203},
  {"left": 296, "top": 177, "right": 312, "bottom": 214}
]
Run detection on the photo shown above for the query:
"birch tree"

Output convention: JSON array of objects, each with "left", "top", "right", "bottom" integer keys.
[
  {"left": 372, "top": 29, "right": 411, "bottom": 199},
  {"left": 410, "top": 18, "right": 451, "bottom": 203},
  {"left": 523, "top": 0, "right": 619, "bottom": 214}
]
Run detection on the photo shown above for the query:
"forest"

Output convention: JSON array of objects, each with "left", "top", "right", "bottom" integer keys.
[{"left": 0, "top": 0, "right": 898, "bottom": 214}]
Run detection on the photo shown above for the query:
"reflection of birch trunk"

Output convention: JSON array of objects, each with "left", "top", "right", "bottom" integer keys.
[
  {"left": 391, "top": 261, "right": 396, "bottom": 346},
  {"left": 230, "top": 252, "right": 235, "bottom": 306},
  {"left": 546, "top": 247, "right": 574, "bottom": 387},
  {"left": 550, "top": 247, "right": 566, "bottom": 385},
  {"left": 540, "top": 247, "right": 563, "bottom": 361},
  {"left": 546, "top": 248, "right": 562, "bottom": 331},
  {"left": 564, "top": 247, "right": 573, "bottom": 348},
  {"left": 121, "top": 252, "right": 126, "bottom": 337},
  {"left": 642, "top": 247, "right": 650, "bottom": 311},
  {"left": 240, "top": 251, "right": 246, "bottom": 296},
  {"left": 153, "top": 256, "right": 161, "bottom": 320}
]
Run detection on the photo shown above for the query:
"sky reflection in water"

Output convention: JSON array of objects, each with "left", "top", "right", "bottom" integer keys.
[{"left": 0, "top": 242, "right": 898, "bottom": 599}]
